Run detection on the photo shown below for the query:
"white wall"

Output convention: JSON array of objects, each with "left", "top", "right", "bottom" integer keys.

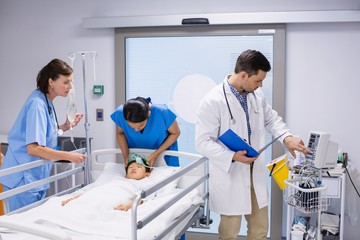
[
  {"left": 286, "top": 22, "right": 360, "bottom": 238},
  {"left": 0, "top": 0, "right": 116, "bottom": 151},
  {"left": 1, "top": 0, "right": 360, "bottom": 238}
]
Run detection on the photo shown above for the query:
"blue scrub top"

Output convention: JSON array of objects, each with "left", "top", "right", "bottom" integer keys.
[
  {"left": 0, "top": 89, "right": 56, "bottom": 191},
  {"left": 110, "top": 104, "right": 179, "bottom": 166}
]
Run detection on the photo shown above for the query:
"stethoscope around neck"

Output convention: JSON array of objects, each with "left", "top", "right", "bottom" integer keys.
[
  {"left": 44, "top": 93, "right": 63, "bottom": 136},
  {"left": 223, "top": 82, "right": 235, "bottom": 124},
  {"left": 222, "top": 82, "right": 258, "bottom": 125}
]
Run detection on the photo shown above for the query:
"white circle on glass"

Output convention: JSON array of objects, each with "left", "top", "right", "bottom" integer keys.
[{"left": 172, "top": 74, "right": 216, "bottom": 124}]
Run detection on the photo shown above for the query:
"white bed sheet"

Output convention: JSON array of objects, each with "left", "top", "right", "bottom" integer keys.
[{"left": 0, "top": 164, "right": 203, "bottom": 240}]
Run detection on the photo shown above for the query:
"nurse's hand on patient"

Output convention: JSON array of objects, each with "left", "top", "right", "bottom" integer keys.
[
  {"left": 148, "top": 153, "right": 158, "bottom": 170},
  {"left": 232, "top": 151, "right": 257, "bottom": 165}
]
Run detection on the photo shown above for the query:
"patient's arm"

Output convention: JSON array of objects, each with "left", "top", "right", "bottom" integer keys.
[
  {"left": 61, "top": 194, "right": 81, "bottom": 206},
  {"left": 114, "top": 199, "right": 143, "bottom": 211}
]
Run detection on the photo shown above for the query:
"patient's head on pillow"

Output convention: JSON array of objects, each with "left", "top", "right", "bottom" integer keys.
[{"left": 126, "top": 153, "right": 150, "bottom": 180}]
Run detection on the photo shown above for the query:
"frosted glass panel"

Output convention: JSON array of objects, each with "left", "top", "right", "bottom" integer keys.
[
  {"left": 125, "top": 35, "right": 273, "bottom": 236},
  {"left": 126, "top": 35, "right": 273, "bottom": 152}
]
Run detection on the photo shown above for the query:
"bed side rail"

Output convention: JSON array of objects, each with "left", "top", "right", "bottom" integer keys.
[
  {"left": 139, "top": 156, "right": 207, "bottom": 200},
  {"left": 90, "top": 148, "right": 210, "bottom": 240},
  {"left": 136, "top": 167, "right": 207, "bottom": 226},
  {"left": 131, "top": 154, "right": 210, "bottom": 240},
  {"left": 0, "top": 148, "right": 86, "bottom": 214},
  {"left": 91, "top": 148, "right": 207, "bottom": 196}
]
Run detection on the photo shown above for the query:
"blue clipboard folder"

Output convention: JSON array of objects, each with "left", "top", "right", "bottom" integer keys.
[{"left": 218, "top": 129, "right": 286, "bottom": 157}]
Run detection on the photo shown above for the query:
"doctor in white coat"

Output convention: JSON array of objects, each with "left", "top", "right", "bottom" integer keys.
[{"left": 195, "top": 50, "right": 311, "bottom": 240}]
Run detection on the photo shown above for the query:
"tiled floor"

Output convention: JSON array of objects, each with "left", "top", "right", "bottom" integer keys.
[
  {"left": 186, "top": 232, "right": 284, "bottom": 240},
  {"left": 186, "top": 232, "right": 247, "bottom": 240}
]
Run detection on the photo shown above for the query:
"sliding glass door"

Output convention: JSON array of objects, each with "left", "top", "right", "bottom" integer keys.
[{"left": 115, "top": 24, "right": 285, "bottom": 238}]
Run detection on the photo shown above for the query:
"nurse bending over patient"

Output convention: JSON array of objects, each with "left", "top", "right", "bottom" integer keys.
[
  {"left": 110, "top": 97, "right": 181, "bottom": 168},
  {"left": 0, "top": 59, "right": 87, "bottom": 212}
]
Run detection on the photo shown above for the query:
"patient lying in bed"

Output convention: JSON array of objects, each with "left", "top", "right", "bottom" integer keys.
[
  {"left": 0, "top": 153, "right": 203, "bottom": 240},
  {"left": 61, "top": 153, "right": 151, "bottom": 211}
]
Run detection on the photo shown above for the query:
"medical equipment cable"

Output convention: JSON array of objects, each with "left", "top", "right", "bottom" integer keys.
[
  {"left": 64, "top": 163, "right": 74, "bottom": 189},
  {"left": 343, "top": 153, "right": 360, "bottom": 198},
  {"left": 345, "top": 167, "right": 360, "bottom": 198},
  {"left": 299, "top": 165, "right": 322, "bottom": 187}
]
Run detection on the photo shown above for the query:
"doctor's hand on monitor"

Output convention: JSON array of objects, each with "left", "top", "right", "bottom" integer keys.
[{"left": 283, "top": 136, "right": 312, "bottom": 158}]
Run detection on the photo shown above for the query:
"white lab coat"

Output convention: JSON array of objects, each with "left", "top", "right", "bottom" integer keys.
[{"left": 195, "top": 77, "right": 291, "bottom": 215}]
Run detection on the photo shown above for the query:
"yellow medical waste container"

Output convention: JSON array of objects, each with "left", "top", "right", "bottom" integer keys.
[{"left": 266, "top": 154, "right": 289, "bottom": 190}]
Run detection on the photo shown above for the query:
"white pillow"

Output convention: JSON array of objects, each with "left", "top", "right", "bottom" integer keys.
[{"left": 93, "top": 162, "right": 126, "bottom": 185}]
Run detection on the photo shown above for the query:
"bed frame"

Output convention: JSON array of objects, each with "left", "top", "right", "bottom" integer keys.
[
  {"left": 0, "top": 148, "right": 87, "bottom": 215},
  {"left": 0, "top": 148, "right": 210, "bottom": 240}
]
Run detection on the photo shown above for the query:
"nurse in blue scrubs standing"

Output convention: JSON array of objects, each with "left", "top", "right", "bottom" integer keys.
[
  {"left": 110, "top": 97, "right": 181, "bottom": 168},
  {"left": 0, "top": 59, "right": 87, "bottom": 212}
]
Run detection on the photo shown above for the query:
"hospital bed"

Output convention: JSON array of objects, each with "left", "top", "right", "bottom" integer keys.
[{"left": 0, "top": 148, "right": 210, "bottom": 240}]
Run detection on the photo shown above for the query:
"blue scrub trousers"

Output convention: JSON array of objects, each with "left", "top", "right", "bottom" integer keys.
[{"left": 3, "top": 179, "right": 47, "bottom": 212}]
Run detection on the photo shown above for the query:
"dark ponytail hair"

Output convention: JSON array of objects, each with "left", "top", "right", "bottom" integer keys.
[
  {"left": 123, "top": 97, "right": 151, "bottom": 123},
  {"left": 36, "top": 59, "right": 73, "bottom": 94}
]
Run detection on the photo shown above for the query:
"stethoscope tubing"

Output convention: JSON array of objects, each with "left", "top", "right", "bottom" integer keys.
[
  {"left": 223, "top": 82, "right": 234, "bottom": 121},
  {"left": 44, "top": 93, "right": 63, "bottom": 136}
]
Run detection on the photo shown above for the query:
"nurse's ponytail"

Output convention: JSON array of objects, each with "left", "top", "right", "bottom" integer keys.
[{"left": 123, "top": 97, "right": 151, "bottom": 123}]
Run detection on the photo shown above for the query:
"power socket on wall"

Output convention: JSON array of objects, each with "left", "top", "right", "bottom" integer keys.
[{"left": 96, "top": 108, "right": 103, "bottom": 121}]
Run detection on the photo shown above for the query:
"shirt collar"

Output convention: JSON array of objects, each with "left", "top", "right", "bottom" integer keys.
[{"left": 226, "top": 80, "right": 249, "bottom": 98}]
